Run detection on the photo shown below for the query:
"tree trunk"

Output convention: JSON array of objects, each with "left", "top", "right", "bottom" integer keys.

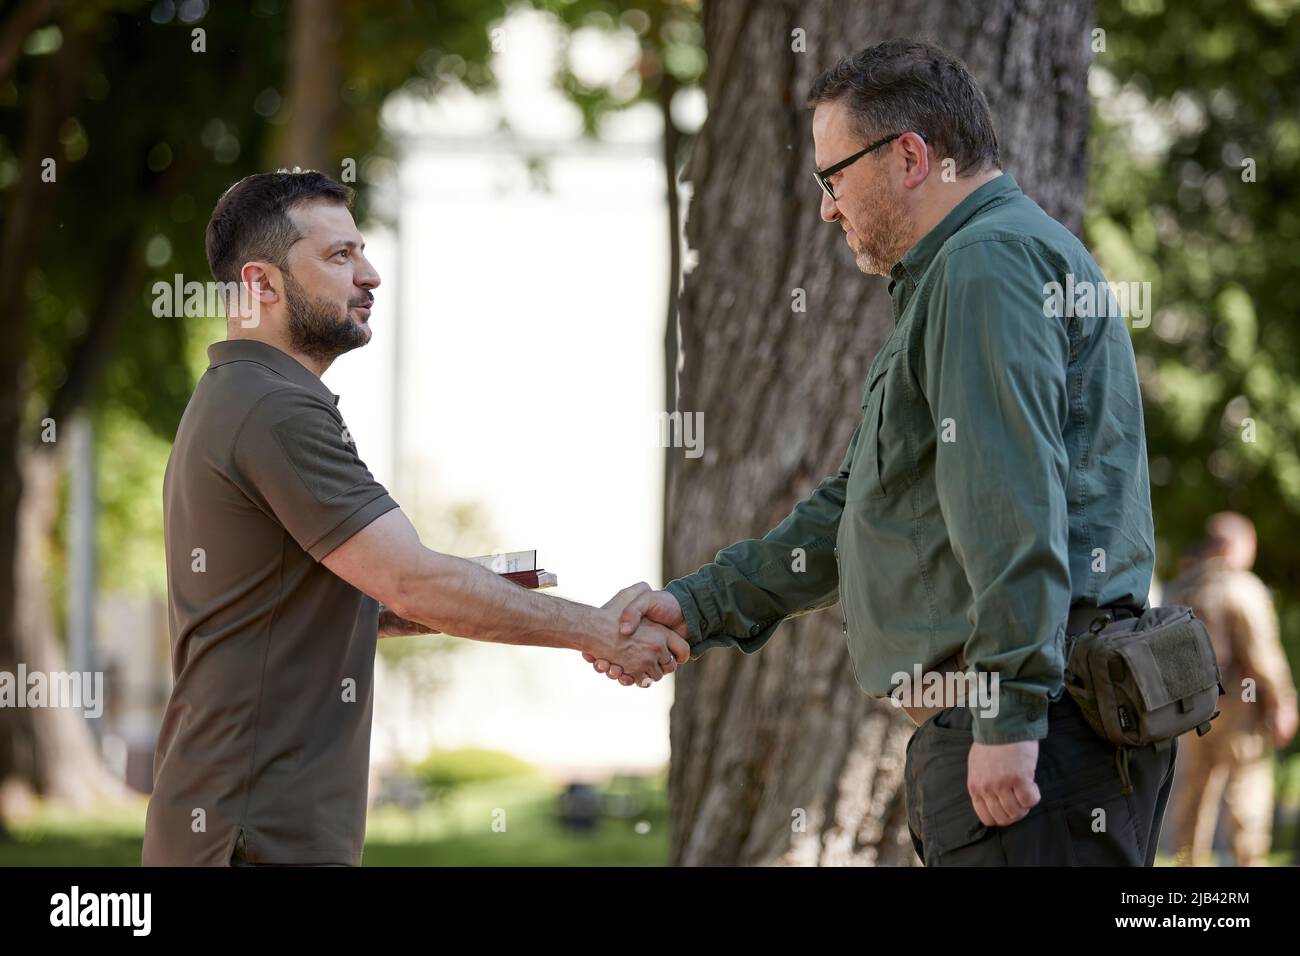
[
  {"left": 276, "top": 0, "right": 343, "bottom": 171},
  {"left": 666, "top": 0, "right": 1093, "bottom": 866},
  {"left": 656, "top": 54, "right": 684, "bottom": 585},
  {"left": 0, "top": 0, "right": 55, "bottom": 87},
  {"left": 13, "top": 446, "right": 130, "bottom": 809}
]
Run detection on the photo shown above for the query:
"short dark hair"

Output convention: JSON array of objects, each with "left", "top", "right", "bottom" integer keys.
[
  {"left": 807, "top": 39, "right": 1001, "bottom": 177},
  {"left": 205, "top": 170, "right": 353, "bottom": 284}
]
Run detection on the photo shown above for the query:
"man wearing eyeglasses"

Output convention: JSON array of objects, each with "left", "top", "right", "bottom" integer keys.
[{"left": 597, "top": 39, "right": 1175, "bottom": 866}]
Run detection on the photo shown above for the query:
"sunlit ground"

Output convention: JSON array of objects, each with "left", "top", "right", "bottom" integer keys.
[
  {"left": 0, "top": 775, "right": 671, "bottom": 867},
  {"left": 2, "top": 759, "right": 1297, "bottom": 866}
]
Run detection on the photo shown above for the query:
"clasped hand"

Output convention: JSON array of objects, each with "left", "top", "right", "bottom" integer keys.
[{"left": 582, "top": 585, "right": 688, "bottom": 687}]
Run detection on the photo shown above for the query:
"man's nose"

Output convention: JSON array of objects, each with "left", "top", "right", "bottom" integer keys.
[
  {"left": 355, "top": 254, "right": 380, "bottom": 289},
  {"left": 820, "top": 190, "right": 840, "bottom": 223}
]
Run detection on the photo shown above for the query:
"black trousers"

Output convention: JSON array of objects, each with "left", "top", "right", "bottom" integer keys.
[{"left": 904, "top": 691, "right": 1178, "bottom": 865}]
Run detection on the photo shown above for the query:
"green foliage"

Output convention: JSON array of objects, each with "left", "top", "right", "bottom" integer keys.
[
  {"left": 1090, "top": 2, "right": 1300, "bottom": 641},
  {"left": 412, "top": 747, "right": 540, "bottom": 794},
  {"left": 531, "top": 0, "right": 703, "bottom": 135},
  {"left": 93, "top": 408, "right": 173, "bottom": 594}
]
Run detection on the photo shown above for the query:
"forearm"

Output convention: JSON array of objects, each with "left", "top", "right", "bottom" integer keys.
[
  {"left": 1235, "top": 598, "right": 1297, "bottom": 705},
  {"left": 661, "top": 423, "right": 858, "bottom": 654},
  {"left": 1241, "top": 639, "right": 1298, "bottom": 707},
  {"left": 392, "top": 550, "right": 604, "bottom": 653},
  {"left": 324, "top": 508, "right": 620, "bottom": 657},
  {"left": 668, "top": 473, "right": 847, "bottom": 652}
]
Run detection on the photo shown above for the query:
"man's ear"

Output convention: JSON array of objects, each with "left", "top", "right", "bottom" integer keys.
[
  {"left": 241, "top": 261, "right": 282, "bottom": 306},
  {"left": 227, "top": 261, "right": 282, "bottom": 330},
  {"left": 899, "top": 131, "right": 930, "bottom": 190}
]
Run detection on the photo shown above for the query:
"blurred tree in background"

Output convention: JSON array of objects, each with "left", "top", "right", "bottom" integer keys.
[{"left": 1089, "top": 0, "right": 1300, "bottom": 730}]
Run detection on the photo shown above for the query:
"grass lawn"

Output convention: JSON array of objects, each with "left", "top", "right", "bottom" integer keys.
[
  {"left": 0, "top": 776, "right": 670, "bottom": 867},
  {"left": 2, "top": 761, "right": 1295, "bottom": 866}
]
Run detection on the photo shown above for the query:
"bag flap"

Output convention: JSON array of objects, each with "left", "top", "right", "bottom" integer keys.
[{"left": 1117, "top": 617, "right": 1217, "bottom": 710}]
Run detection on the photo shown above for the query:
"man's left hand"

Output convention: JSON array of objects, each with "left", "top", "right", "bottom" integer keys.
[
  {"left": 378, "top": 606, "right": 440, "bottom": 638},
  {"left": 967, "top": 739, "right": 1041, "bottom": 827}
]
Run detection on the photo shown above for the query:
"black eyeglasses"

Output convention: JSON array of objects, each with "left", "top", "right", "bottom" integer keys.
[{"left": 813, "top": 132, "right": 918, "bottom": 200}]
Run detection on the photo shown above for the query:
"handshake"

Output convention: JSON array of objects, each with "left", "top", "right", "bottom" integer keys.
[{"left": 581, "top": 583, "right": 690, "bottom": 688}]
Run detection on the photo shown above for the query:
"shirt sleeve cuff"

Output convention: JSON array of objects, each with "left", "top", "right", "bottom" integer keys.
[
  {"left": 308, "top": 493, "right": 399, "bottom": 562},
  {"left": 664, "top": 578, "right": 709, "bottom": 656},
  {"left": 969, "top": 687, "right": 1050, "bottom": 745}
]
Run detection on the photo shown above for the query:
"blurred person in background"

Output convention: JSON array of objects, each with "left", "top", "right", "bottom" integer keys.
[{"left": 1165, "top": 512, "right": 1298, "bottom": 866}]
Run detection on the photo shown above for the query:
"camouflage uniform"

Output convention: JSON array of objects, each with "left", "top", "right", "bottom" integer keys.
[{"left": 1164, "top": 556, "right": 1297, "bottom": 866}]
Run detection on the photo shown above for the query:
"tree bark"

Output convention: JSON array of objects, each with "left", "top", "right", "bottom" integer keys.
[
  {"left": 655, "top": 53, "right": 684, "bottom": 585},
  {"left": 14, "top": 446, "right": 130, "bottom": 808},
  {"left": 665, "top": 0, "right": 1093, "bottom": 866},
  {"left": 0, "top": 0, "right": 55, "bottom": 87},
  {"left": 276, "top": 0, "right": 343, "bottom": 171}
]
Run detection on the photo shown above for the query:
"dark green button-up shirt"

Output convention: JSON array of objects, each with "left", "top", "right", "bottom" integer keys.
[{"left": 665, "top": 173, "right": 1154, "bottom": 744}]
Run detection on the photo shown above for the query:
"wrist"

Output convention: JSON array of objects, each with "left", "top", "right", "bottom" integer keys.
[
  {"left": 559, "top": 604, "right": 612, "bottom": 656},
  {"left": 585, "top": 607, "right": 619, "bottom": 656},
  {"left": 662, "top": 580, "right": 701, "bottom": 644}
]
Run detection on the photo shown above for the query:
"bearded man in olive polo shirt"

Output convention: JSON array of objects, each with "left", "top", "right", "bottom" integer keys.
[
  {"left": 143, "top": 171, "right": 688, "bottom": 867},
  {"left": 596, "top": 40, "right": 1178, "bottom": 866}
]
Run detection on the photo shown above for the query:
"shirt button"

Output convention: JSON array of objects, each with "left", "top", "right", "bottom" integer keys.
[
  {"left": 833, "top": 546, "right": 839, "bottom": 557},
  {"left": 841, "top": 623, "right": 848, "bottom": 634}
]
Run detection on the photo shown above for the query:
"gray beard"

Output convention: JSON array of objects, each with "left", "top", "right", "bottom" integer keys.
[
  {"left": 853, "top": 236, "right": 909, "bottom": 277},
  {"left": 855, "top": 248, "right": 892, "bottom": 277}
]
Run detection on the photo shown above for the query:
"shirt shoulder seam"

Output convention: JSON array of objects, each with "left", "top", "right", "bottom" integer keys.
[
  {"left": 939, "top": 233, "right": 1060, "bottom": 264},
  {"left": 228, "top": 384, "right": 335, "bottom": 465}
]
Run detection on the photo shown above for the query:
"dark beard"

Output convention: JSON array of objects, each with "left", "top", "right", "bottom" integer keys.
[{"left": 284, "top": 272, "right": 370, "bottom": 362}]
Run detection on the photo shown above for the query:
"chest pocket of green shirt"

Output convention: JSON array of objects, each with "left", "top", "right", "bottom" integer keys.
[{"left": 847, "top": 346, "right": 898, "bottom": 501}]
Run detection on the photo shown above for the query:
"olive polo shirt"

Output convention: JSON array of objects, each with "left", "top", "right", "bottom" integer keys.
[{"left": 143, "top": 338, "right": 398, "bottom": 866}]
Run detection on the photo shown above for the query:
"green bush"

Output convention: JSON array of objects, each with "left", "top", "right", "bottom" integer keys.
[{"left": 412, "top": 747, "right": 538, "bottom": 794}]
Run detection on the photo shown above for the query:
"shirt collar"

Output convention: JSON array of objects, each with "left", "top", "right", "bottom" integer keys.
[
  {"left": 206, "top": 339, "right": 339, "bottom": 406},
  {"left": 888, "top": 171, "right": 1021, "bottom": 296}
]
